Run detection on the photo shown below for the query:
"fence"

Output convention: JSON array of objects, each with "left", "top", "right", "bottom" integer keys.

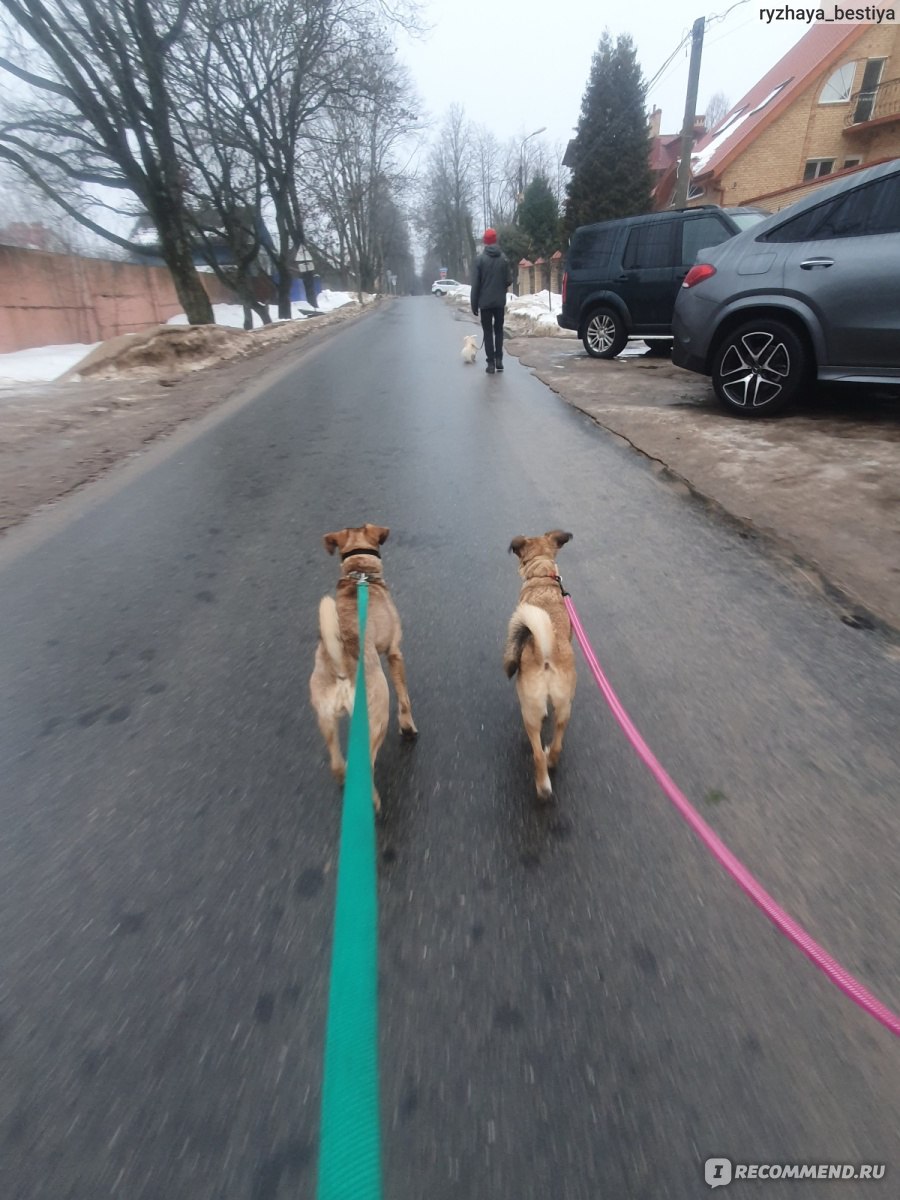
[
  {"left": 516, "top": 250, "right": 564, "bottom": 296},
  {"left": 0, "top": 245, "right": 237, "bottom": 354}
]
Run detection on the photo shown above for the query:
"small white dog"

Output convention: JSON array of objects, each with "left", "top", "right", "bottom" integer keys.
[{"left": 461, "top": 334, "right": 478, "bottom": 365}]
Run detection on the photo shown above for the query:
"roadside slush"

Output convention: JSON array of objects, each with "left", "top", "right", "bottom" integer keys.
[{"left": 507, "top": 333, "right": 900, "bottom": 637}]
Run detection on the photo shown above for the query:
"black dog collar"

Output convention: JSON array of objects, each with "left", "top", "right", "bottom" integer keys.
[{"left": 341, "top": 547, "right": 382, "bottom": 562}]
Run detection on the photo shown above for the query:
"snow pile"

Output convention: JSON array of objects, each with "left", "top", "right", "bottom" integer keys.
[
  {"left": 0, "top": 342, "right": 102, "bottom": 384},
  {"left": 0, "top": 291, "right": 365, "bottom": 384},
  {"left": 507, "top": 290, "right": 562, "bottom": 328},
  {"left": 167, "top": 290, "right": 359, "bottom": 330}
]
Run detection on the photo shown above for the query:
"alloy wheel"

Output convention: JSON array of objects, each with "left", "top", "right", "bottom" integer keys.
[
  {"left": 718, "top": 330, "right": 791, "bottom": 409},
  {"left": 586, "top": 313, "right": 618, "bottom": 355}
]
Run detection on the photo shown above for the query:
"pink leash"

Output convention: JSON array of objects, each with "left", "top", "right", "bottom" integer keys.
[{"left": 563, "top": 593, "right": 900, "bottom": 1039}]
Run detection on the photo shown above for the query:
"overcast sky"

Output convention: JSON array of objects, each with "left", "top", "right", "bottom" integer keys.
[{"left": 396, "top": 0, "right": 811, "bottom": 153}]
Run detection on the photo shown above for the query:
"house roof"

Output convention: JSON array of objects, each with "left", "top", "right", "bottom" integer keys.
[
  {"left": 650, "top": 134, "right": 681, "bottom": 173},
  {"left": 691, "top": 20, "right": 866, "bottom": 180}
]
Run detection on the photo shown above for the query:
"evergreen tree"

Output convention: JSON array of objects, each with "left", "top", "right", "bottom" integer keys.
[
  {"left": 518, "top": 174, "right": 560, "bottom": 258},
  {"left": 495, "top": 222, "right": 531, "bottom": 288},
  {"left": 564, "top": 31, "right": 653, "bottom": 236}
]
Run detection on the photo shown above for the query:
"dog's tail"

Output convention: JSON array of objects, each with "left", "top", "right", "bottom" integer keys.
[
  {"left": 319, "top": 596, "right": 348, "bottom": 675},
  {"left": 319, "top": 596, "right": 356, "bottom": 710},
  {"left": 504, "top": 603, "right": 554, "bottom": 678}
]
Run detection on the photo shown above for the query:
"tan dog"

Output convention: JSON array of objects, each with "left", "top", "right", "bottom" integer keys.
[
  {"left": 503, "top": 530, "right": 576, "bottom": 801},
  {"left": 461, "top": 334, "right": 478, "bottom": 364},
  {"left": 309, "top": 524, "right": 417, "bottom": 813}
]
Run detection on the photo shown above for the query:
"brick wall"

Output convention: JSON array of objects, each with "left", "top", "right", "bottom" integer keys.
[{"left": 0, "top": 246, "right": 237, "bottom": 354}]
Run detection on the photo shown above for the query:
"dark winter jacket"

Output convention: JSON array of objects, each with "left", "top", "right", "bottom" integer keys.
[{"left": 470, "top": 245, "right": 512, "bottom": 314}]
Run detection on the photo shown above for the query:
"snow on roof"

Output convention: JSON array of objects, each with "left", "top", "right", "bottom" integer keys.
[{"left": 691, "top": 107, "right": 755, "bottom": 173}]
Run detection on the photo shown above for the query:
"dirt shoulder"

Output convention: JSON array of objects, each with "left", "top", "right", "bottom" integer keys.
[
  {"left": 507, "top": 333, "right": 900, "bottom": 635},
  {"left": 0, "top": 301, "right": 378, "bottom": 535}
]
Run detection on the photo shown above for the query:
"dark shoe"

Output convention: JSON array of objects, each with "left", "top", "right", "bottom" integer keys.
[
  {"left": 485, "top": 361, "right": 495, "bottom": 374},
  {"left": 496, "top": 357, "right": 504, "bottom": 371}
]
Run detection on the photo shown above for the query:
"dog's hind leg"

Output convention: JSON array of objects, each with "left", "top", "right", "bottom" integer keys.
[
  {"left": 519, "top": 687, "right": 552, "bottom": 801},
  {"left": 386, "top": 644, "right": 418, "bottom": 738},
  {"left": 317, "top": 710, "right": 346, "bottom": 785},
  {"left": 368, "top": 668, "right": 389, "bottom": 815},
  {"left": 546, "top": 692, "right": 572, "bottom": 770}
]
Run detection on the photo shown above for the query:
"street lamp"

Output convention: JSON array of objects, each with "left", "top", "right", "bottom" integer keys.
[{"left": 518, "top": 125, "right": 547, "bottom": 212}]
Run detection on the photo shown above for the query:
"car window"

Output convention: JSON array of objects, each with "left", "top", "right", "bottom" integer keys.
[
  {"left": 760, "top": 201, "right": 835, "bottom": 242},
  {"left": 568, "top": 227, "right": 617, "bottom": 271},
  {"left": 729, "top": 212, "right": 768, "bottom": 231},
  {"left": 818, "top": 173, "right": 900, "bottom": 237},
  {"left": 681, "top": 215, "right": 732, "bottom": 264},
  {"left": 623, "top": 220, "right": 675, "bottom": 269},
  {"left": 864, "top": 174, "right": 900, "bottom": 233},
  {"left": 762, "top": 172, "right": 900, "bottom": 242}
]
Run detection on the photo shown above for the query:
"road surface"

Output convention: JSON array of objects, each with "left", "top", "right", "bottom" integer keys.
[{"left": 0, "top": 297, "right": 898, "bottom": 1198}]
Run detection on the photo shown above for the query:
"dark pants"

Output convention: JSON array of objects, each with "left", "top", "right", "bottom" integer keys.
[{"left": 480, "top": 307, "right": 505, "bottom": 363}]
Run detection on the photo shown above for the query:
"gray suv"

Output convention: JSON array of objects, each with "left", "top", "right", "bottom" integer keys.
[{"left": 672, "top": 158, "right": 900, "bottom": 417}]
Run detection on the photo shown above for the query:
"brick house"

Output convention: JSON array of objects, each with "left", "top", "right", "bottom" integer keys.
[{"left": 654, "top": 19, "right": 900, "bottom": 212}]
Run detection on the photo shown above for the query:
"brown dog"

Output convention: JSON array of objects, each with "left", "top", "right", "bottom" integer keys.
[
  {"left": 503, "top": 530, "right": 576, "bottom": 801},
  {"left": 309, "top": 524, "right": 417, "bottom": 813}
]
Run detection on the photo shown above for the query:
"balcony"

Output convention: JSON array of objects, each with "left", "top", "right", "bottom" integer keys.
[{"left": 844, "top": 76, "right": 900, "bottom": 129}]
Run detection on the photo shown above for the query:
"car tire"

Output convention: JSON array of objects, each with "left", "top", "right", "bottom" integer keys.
[
  {"left": 582, "top": 307, "right": 628, "bottom": 358},
  {"left": 711, "top": 319, "right": 808, "bottom": 417}
]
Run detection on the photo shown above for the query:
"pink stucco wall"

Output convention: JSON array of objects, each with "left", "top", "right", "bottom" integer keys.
[{"left": 0, "top": 245, "right": 236, "bottom": 353}]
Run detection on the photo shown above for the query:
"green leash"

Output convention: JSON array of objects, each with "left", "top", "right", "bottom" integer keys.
[{"left": 317, "top": 580, "right": 383, "bottom": 1200}]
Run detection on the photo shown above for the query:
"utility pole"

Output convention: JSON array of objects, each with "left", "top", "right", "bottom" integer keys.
[{"left": 673, "top": 17, "right": 705, "bottom": 208}]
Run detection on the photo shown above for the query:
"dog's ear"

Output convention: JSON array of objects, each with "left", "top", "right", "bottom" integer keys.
[
  {"left": 509, "top": 536, "right": 527, "bottom": 557},
  {"left": 323, "top": 531, "right": 344, "bottom": 555},
  {"left": 547, "top": 530, "right": 573, "bottom": 549},
  {"left": 366, "top": 524, "right": 390, "bottom": 545}
]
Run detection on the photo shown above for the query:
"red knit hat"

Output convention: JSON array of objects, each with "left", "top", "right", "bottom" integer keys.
[{"left": 483, "top": 228, "right": 497, "bottom": 245}]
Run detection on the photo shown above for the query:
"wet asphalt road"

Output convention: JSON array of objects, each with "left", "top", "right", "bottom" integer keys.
[{"left": 0, "top": 297, "right": 898, "bottom": 1199}]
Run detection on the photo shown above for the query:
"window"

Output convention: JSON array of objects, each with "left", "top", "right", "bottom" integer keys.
[
  {"left": 622, "top": 221, "right": 675, "bottom": 270},
  {"left": 749, "top": 80, "right": 791, "bottom": 114},
  {"left": 681, "top": 215, "right": 731, "bottom": 264},
  {"left": 853, "top": 58, "right": 886, "bottom": 123},
  {"left": 819, "top": 62, "right": 856, "bottom": 104},
  {"left": 762, "top": 171, "right": 900, "bottom": 242},
  {"left": 803, "top": 159, "right": 835, "bottom": 182},
  {"left": 568, "top": 226, "right": 617, "bottom": 270},
  {"left": 842, "top": 158, "right": 861, "bottom": 170},
  {"left": 687, "top": 184, "right": 706, "bottom": 200}
]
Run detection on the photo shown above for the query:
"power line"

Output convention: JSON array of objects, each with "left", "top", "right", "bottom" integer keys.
[{"left": 646, "top": 28, "right": 694, "bottom": 92}]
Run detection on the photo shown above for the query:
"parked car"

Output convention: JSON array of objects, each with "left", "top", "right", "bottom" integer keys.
[
  {"left": 557, "top": 205, "right": 768, "bottom": 357},
  {"left": 432, "top": 279, "right": 461, "bottom": 295},
  {"left": 672, "top": 158, "right": 900, "bottom": 417}
]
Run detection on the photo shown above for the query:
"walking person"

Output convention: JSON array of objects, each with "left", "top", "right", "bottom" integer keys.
[{"left": 471, "top": 228, "right": 512, "bottom": 374}]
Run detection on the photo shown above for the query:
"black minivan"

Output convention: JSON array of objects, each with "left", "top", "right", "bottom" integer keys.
[{"left": 558, "top": 205, "right": 767, "bottom": 357}]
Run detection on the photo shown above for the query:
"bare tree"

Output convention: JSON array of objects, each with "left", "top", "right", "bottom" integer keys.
[
  {"left": 299, "top": 49, "right": 419, "bottom": 293},
  {"left": 420, "top": 104, "right": 476, "bottom": 281},
  {"left": 0, "top": 0, "right": 215, "bottom": 323},
  {"left": 187, "top": 0, "right": 422, "bottom": 316},
  {"left": 705, "top": 90, "right": 730, "bottom": 132},
  {"left": 471, "top": 124, "right": 501, "bottom": 231},
  {"left": 168, "top": 20, "right": 274, "bottom": 327},
  {"left": 0, "top": 168, "right": 111, "bottom": 254}
]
